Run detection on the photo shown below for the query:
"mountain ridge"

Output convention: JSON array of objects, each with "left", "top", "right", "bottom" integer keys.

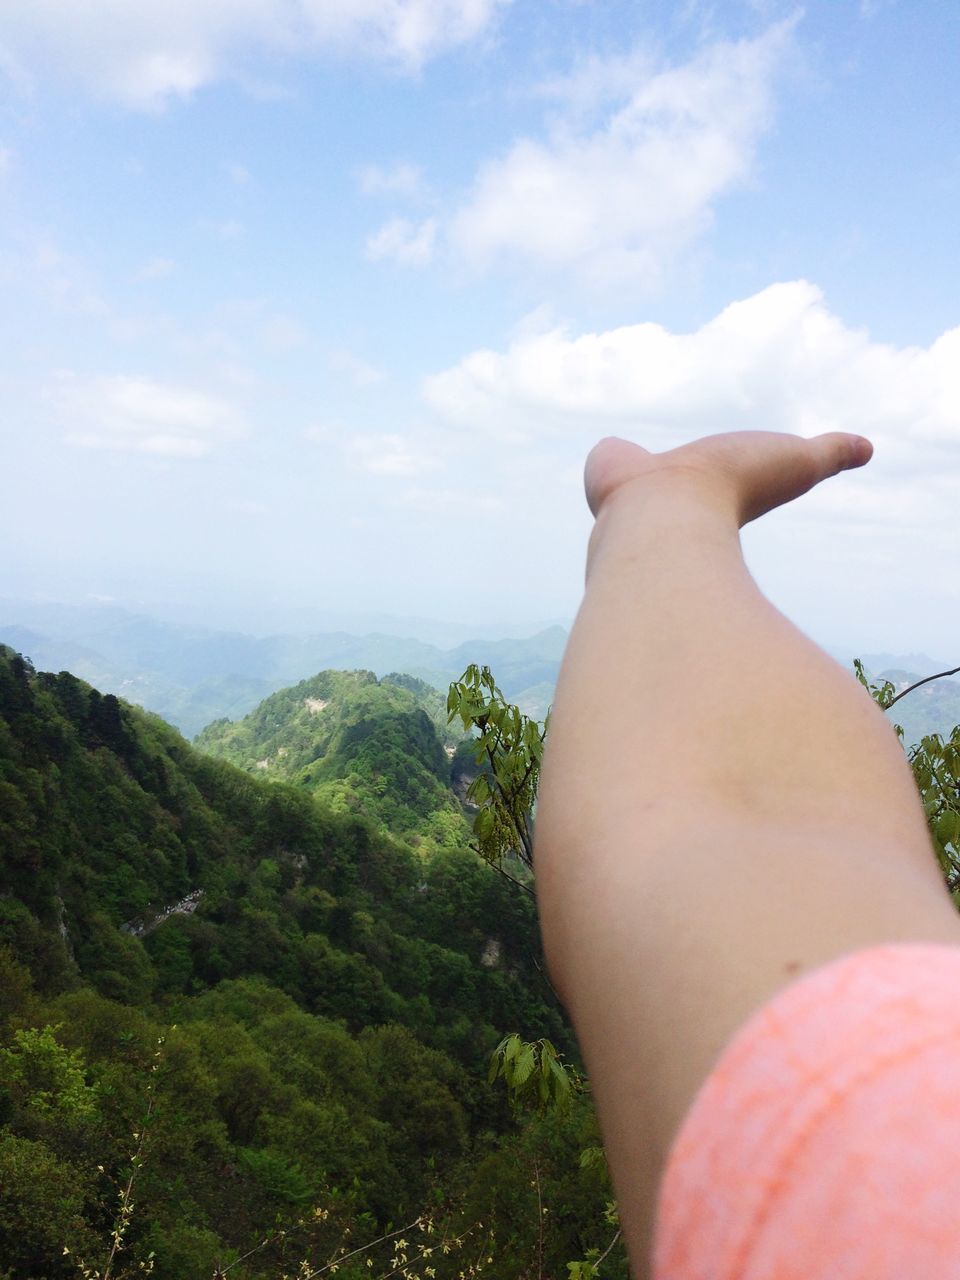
[{"left": 0, "top": 601, "right": 565, "bottom": 736}]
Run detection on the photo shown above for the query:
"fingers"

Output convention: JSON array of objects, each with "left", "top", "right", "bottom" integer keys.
[
  {"left": 737, "top": 431, "right": 874, "bottom": 524},
  {"left": 812, "top": 431, "right": 874, "bottom": 476},
  {"left": 583, "top": 430, "right": 874, "bottom": 527}
]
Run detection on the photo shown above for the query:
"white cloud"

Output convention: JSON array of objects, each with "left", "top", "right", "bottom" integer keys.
[
  {"left": 347, "top": 432, "right": 438, "bottom": 477},
  {"left": 448, "top": 21, "right": 794, "bottom": 287},
  {"left": 0, "top": 0, "right": 510, "bottom": 108},
  {"left": 365, "top": 216, "right": 437, "bottom": 266},
  {"left": 357, "top": 161, "right": 423, "bottom": 198},
  {"left": 424, "top": 280, "right": 960, "bottom": 508},
  {"left": 49, "top": 373, "right": 242, "bottom": 457},
  {"left": 0, "top": 146, "right": 13, "bottom": 172},
  {"left": 401, "top": 485, "right": 502, "bottom": 512},
  {"left": 327, "top": 349, "right": 384, "bottom": 386}
]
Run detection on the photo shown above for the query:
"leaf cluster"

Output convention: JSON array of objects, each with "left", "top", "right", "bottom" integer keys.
[
  {"left": 487, "top": 1035, "right": 579, "bottom": 1116},
  {"left": 855, "top": 657, "right": 960, "bottom": 897},
  {"left": 446, "top": 667, "right": 547, "bottom": 874}
]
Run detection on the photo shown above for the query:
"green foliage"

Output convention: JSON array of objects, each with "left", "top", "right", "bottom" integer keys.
[
  {"left": 460, "top": 1101, "right": 627, "bottom": 1280},
  {"left": 853, "top": 658, "right": 902, "bottom": 732},
  {"left": 911, "top": 730, "right": 960, "bottom": 895},
  {"left": 447, "top": 665, "right": 547, "bottom": 874},
  {"left": 0, "top": 1025, "right": 98, "bottom": 1127},
  {"left": 855, "top": 658, "right": 960, "bottom": 898},
  {"left": 488, "top": 1035, "right": 579, "bottom": 1115},
  {"left": 0, "top": 1133, "right": 98, "bottom": 1276}
]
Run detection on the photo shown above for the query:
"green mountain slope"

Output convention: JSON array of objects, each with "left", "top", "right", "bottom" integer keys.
[
  {"left": 195, "top": 669, "right": 470, "bottom": 854},
  {"left": 0, "top": 647, "right": 616, "bottom": 1280},
  {"left": 0, "top": 647, "right": 555, "bottom": 1051}
]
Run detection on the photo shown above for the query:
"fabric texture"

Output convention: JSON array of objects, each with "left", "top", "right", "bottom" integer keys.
[{"left": 653, "top": 943, "right": 960, "bottom": 1279}]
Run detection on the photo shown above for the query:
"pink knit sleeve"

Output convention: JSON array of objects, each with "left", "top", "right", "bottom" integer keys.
[{"left": 653, "top": 944, "right": 960, "bottom": 1280}]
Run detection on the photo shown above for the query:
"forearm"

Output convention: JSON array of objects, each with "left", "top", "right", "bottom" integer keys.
[
  {"left": 534, "top": 471, "right": 960, "bottom": 1275},
  {"left": 550, "top": 475, "right": 930, "bottom": 852}
]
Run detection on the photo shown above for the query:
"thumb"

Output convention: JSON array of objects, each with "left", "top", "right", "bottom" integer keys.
[{"left": 584, "top": 437, "right": 653, "bottom": 517}]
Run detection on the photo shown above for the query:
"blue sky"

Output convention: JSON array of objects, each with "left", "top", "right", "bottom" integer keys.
[{"left": 1, "top": 0, "right": 958, "bottom": 657}]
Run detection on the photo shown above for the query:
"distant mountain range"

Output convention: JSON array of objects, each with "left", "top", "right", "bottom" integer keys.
[
  {"left": 0, "top": 599, "right": 565, "bottom": 737},
  {"left": 2, "top": 598, "right": 956, "bottom": 746}
]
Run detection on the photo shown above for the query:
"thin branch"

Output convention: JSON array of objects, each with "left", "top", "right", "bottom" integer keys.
[
  {"left": 218, "top": 1234, "right": 274, "bottom": 1275},
  {"left": 470, "top": 844, "right": 536, "bottom": 899},
  {"left": 302, "top": 1216, "right": 423, "bottom": 1279},
  {"left": 528, "top": 949, "right": 564, "bottom": 1010},
  {"left": 593, "top": 1227, "right": 623, "bottom": 1272},
  {"left": 371, "top": 1224, "right": 481, "bottom": 1280},
  {"left": 533, "top": 1156, "right": 544, "bottom": 1280},
  {"left": 886, "top": 665, "right": 960, "bottom": 709},
  {"left": 102, "top": 1061, "right": 159, "bottom": 1280}
]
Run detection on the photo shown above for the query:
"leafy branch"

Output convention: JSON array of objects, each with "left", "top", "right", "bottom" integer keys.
[
  {"left": 447, "top": 665, "right": 547, "bottom": 876},
  {"left": 488, "top": 1034, "right": 581, "bottom": 1115},
  {"left": 854, "top": 659, "right": 960, "bottom": 899}
]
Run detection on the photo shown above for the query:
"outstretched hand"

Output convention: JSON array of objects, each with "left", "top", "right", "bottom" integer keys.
[{"left": 584, "top": 430, "right": 874, "bottom": 528}]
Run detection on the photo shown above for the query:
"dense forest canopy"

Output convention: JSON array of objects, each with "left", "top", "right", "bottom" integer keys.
[
  {"left": 0, "top": 646, "right": 622, "bottom": 1280},
  {"left": 195, "top": 670, "right": 469, "bottom": 856}
]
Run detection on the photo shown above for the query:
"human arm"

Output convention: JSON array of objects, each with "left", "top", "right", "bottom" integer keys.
[{"left": 533, "top": 431, "right": 960, "bottom": 1276}]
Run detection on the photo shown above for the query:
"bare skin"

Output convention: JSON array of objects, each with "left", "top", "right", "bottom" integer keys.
[{"left": 533, "top": 430, "right": 960, "bottom": 1278}]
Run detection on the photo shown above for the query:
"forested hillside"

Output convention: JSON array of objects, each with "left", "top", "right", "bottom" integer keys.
[
  {"left": 195, "top": 671, "right": 468, "bottom": 855},
  {"left": 0, "top": 648, "right": 622, "bottom": 1280}
]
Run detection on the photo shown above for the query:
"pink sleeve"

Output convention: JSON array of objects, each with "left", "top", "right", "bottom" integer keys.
[{"left": 653, "top": 943, "right": 960, "bottom": 1280}]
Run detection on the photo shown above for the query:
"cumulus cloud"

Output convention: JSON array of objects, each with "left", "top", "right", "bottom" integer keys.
[
  {"left": 365, "top": 216, "right": 437, "bottom": 266},
  {"left": 446, "top": 21, "right": 793, "bottom": 287},
  {"left": 50, "top": 373, "right": 242, "bottom": 457},
  {"left": 0, "top": 0, "right": 510, "bottom": 108},
  {"left": 423, "top": 280, "right": 960, "bottom": 516}
]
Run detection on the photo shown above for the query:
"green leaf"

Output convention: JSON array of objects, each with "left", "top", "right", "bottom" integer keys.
[
  {"left": 936, "top": 811, "right": 960, "bottom": 847},
  {"left": 512, "top": 1045, "right": 535, "bottom": 1086}
]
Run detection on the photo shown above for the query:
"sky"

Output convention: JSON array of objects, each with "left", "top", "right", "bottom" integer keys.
[{"left": 1, "top": 0, "right": 958, "bottom": 657}]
